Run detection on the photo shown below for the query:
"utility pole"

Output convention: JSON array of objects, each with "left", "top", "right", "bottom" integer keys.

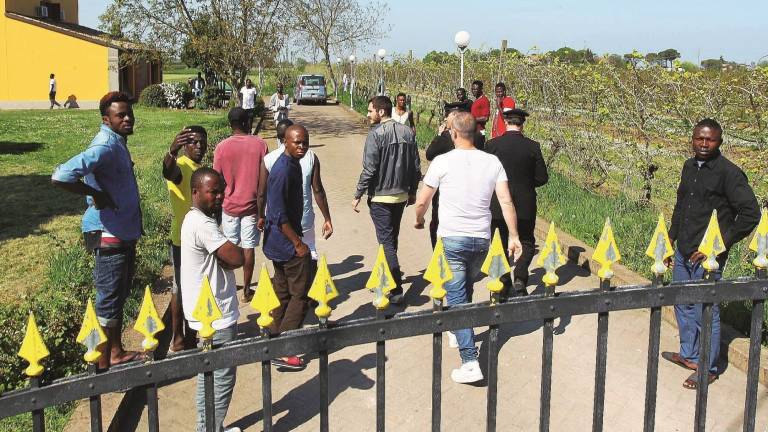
[{"left": 497, "top": 40, "right": 507, "bottom": 84}]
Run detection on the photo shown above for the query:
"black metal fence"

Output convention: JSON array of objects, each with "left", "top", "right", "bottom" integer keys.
[{"left": 1, "top": 272, "right": 766, "bottom": 432}]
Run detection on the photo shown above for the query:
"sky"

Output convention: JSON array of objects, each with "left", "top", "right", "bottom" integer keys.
[{"left": 79, "top": 0, "right": 768, "bottom": 64}]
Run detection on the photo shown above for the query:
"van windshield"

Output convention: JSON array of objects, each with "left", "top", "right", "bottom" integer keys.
[{"left": 302, "top": 76, "right": 325, "bottom": 86}]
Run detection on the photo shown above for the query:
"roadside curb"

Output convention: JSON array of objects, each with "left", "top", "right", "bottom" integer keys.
[{"left": 534, "top": 216, "right": 768, "bottom": 386}]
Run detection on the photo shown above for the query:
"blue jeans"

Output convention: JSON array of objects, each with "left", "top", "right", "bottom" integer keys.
[
  {"left": 443, "top": 236, "right": 490, "bottom": 363},
  {"left": 93, "top": 246, "right": 136, "bottom": 328},
  {"left": 672, "top": 249, "right": 723, "bottom": 374},
  {"left": 196, "top": 324, "right": 238, "bottom": 432}
]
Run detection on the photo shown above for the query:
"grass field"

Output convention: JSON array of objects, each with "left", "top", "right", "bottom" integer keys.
[{"left": 0, "top": 107, "right": 231, "bottom": 431}]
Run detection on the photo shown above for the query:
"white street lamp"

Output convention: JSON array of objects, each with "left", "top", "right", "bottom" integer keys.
[
  {"left": 454, "top": 30, "right": 471, "bottom": 88},
  {"left": 348, "top": 55, "right": 356, "bottom": 108},
  {"left": 376, "top": 48, "right": 386, "bottom": 95}
]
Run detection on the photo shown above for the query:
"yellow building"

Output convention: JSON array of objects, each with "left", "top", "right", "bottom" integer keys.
[{"left": 0, "top": 0, "right": 161, "bottom": 109}]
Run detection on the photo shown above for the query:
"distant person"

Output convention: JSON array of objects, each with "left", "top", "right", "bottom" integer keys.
[
  {"left": 353, "top": 96, "right": 421, "bottom": 304},
  {"left": 240, "top": 79, "right": 259, "bottom": 133},
  {"left": 269, "top": 82, "right": 291, "bottom": 126},
  {"left": 455, "top": 87, "right": 472, "bottom": 112},
  {"left": 425, "top": 102, "right": 485, "bottom": 248},
  {"left": 63, "top": 94, "right": 79, "bottom": 109},
  {"left": 262, "top": 125, "right": 313, "bottom": 370},
  {"left": 342, "top": 73, "right": 349, "bottom": 92},
  {"left": 485, "top": 108, "right": 548, "bottom": 297},
  {"left": 662, "top": 118, "right": 760, "bottom": 390},
  {"left": 214, "top": 107, "right": 268, "bottom": 301},
  {"left": 162, "top": 126, "right": 209, "bottom": 352},
  {"left": 261, "top": 120, "right": 334, "bottom": 276},
  {"left": 470, "top": 80, "right": 490, "bottom": 144},
  {"left": 490, "top": 82, "right": 516, "bottom": 139},
  {"left": 391, "top": 92, "right": 415, "bottom": 132},
  {"left": 181, "top": 167, "right": 244, "bottom": 432},
  {"left": 49, "top": 73, "right": 61, "bottom": 109},
  {"left": 414, "top": 112, "right": 521, "bottom": 383},
  {"left": 192, "top": 72, "right": 206, "bottom": 98},
  {"left": 51, "top": 92, "right": 143, "bottom": 369}
]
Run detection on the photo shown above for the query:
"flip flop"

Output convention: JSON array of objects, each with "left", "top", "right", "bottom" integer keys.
[
  {"left": 111, "top": 351, "right": 148, "bottom": 366},
  {"left": 661, "top": 351, "right": 697, "bottom": 370},
  {"left": 683, "top": 371, "right": 717, "bottom": 390}
]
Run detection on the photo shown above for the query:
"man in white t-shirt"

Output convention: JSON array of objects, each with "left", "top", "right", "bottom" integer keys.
[
  {"left": 414, "top": 112, "right": 522, "bottom": 384},
  {"left": 49, "top": 73, "right": 61, "bottom": 109},
  {"left": 239, "top": 78, "right": 259, "bottom": 133},
  {"left": 181, "top": 167, "right": 244, "bottom": 432}
]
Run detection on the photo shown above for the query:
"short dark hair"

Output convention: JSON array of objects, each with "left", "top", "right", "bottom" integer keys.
[
  {"left": 369, "top": 96, "right": 393, "bottom": 117},
  {"left": 186, "top": 125, "right": 207, "bottom": 136},
  {"left": 505, "top": 116, "right": 525, "bottom": 127},
  {"left": 276, "top": 119, "right": 294, "bottom": 140},
  {"left": 694, "top": 118, "right": 723, "bottom": 142},
  {"left": 191, "top": 167, "right": 221, "bottom": 190},
  {"left": 495, "top": 82, "right": 506, "bottom": 90},
  {"left": 456, "top": 87, "right": 466, "bottom": 93},
  {"left": 50, "top": 73, "right": 55, "bottom": 78},
  {"left": 99, "top": 91, "right": 133, "bottom": 116},
  {"left": 396, "top": 92, "right": 406, "bottom": 99},
  {"left": 471, "top": 80, "right": 483, "bottom": 87},
  {"left": 228, "top": 107, "right": 248, "bottom": 129}
]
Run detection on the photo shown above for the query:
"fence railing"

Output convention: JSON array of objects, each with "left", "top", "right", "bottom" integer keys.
[{"left": 2, "top": 210, "right": 767, "bottom": 432}]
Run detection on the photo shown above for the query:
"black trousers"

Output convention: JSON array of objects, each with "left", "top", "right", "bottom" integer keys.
[
  {"left": 271, "top": 254, "right": 312, "bottom": 334},
  {"left": 369, "top": 200, "right": 406, "bottom": 289},
  {"left": 491, "top": 218, "right": 536, "bottom": 289}
]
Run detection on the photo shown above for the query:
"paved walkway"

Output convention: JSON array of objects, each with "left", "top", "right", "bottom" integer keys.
[{"left": 133, "top": 103, "right": 766, "bottom": 431}]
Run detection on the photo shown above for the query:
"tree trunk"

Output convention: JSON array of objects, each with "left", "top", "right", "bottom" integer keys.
[{"left": 322, "top": 46, "right": 337, "bottom": 96}]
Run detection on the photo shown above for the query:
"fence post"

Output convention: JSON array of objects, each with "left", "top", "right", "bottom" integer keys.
[
  {"left": 75, "top": 299, "right": 107, "bottom": 432},
  {"left": 191, "top": 276, "right": 224, "bottom": 432},
  {"left": 743, "top": 208, "right": 767, "bottom": 432},
  {"left": 536, "top": 223, "right": 566, "bottom": 432},
  {"left": 424, "top": 238, "right": 453, "bottom": 432},
  {"left": 18, "top": 312, "right": 50, "bottom": 432},
  {"left": 643, "top": 213, "right": 674, "bottom": 432},
  {"left": 133, "top": 286, "right": 165, "bottom": 432},
  {"left": 591, "top": 218, "right": 621, "bottom": 432},
  {"left": 251, "top": 265, "right": 283, "bottom": 432},
  {"left": 308, "top": 255, "right": 340, "bottom": 432}
]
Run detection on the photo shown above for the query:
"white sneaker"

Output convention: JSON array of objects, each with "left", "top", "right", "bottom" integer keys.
[
  {"left": 451, "top": 360, "right": 483, "bottom": 384},
  {"left": 225, "top": 427, "right": 242, "bottom": 432},
  {"left": 447, "top": 331, "right": 458, "bottom": 348}
]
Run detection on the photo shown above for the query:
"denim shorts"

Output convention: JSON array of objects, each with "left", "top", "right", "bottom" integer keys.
[
  {"left": 93, "top": 246, "right": 137, "bottom": 328},
  {"left": 221, "top": 212, "right": 260, "bottom": 248}
]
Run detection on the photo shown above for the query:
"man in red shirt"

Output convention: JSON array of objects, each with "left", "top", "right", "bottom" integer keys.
[
  {"left": 491, "top": 82, "right": 516, "bottom": 139},
  {"left": 470, "top": 80, "right": 490, "bottom": 144},
  {"left": 213, "top": 107, "right": 268, "bottom": 301}
]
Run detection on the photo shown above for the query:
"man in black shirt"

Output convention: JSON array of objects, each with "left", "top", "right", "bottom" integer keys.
[
  {"left": 425, "top": 102, "right": 485, "bottom": 248},
  {"left": 662, "top": 118, "right": 760, "bottom": 389},
  {"left": 485, "top": 108, "right": 548, "bottom": 297}
]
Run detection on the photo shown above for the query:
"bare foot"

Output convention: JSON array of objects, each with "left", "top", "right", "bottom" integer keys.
[{"left": 110, "top": 350, "right": 146, "bottom": 365}]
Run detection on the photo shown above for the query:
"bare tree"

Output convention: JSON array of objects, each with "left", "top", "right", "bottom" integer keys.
[
  {"left": 101, "top": 0, "right": 285, "bottom": 103},
  {"left": 284, "top": 0, "right": 389, "bottom": 92}
]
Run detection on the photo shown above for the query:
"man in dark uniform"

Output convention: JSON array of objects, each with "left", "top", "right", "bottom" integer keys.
[
  {"left": 485, "top": 108, "right": 548, "bottom": 297},
  {"left": 425, "top": 102, "right": 485, "bottom": 248}
]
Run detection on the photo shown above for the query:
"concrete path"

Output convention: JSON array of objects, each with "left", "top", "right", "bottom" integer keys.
[{"left": 132, "top": 103, "right": 767, "bottom": 431}]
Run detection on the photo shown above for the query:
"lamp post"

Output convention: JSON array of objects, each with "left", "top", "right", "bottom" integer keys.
[
  {"left": 348, "top": 54, "right": 356, "bottom": 109},
  {"left": 454, "top": 31, "right": 471, "bottom": 88},
  {"left": 377, "top": 48, "right": 386, "bottom": 95},
  {"left": 335, "top": 57, "right": 341, "bottom": 101}
]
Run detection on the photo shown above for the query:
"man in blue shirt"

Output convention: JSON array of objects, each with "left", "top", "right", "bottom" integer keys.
[
  {"left": 262, "top": 124, "right": 311, "bottom": 370},
  {"left": 51, "top": 91, "right": 144, "bottom": 369}
]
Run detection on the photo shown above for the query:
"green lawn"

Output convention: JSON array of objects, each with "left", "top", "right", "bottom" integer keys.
[{"left": 0, "top": 107, "right": 231, "bottom": 431}]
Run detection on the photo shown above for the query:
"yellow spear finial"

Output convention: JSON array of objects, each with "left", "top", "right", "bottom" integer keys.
[
  {"left": 749, "top": 208, "right": 768, "bottom": 269},
  {"left": 133, "top": 285, "right": 165, "bottom": 352},
  {"left": 18, "top": 312, "right": 50, "bottom": 377},
  {"left": 192, "top": 275, "right": 222, "bottom": 341},
  {"left": 424, "top": 237, "right": 453, "bottom": 301},
  {"left": 592, "top": 217, "right": 621, "bottom": 280},
  {"left": 365, "top": 245, "right": 396, "bottom": 310},
  {"left": 645, "top": 213, "right": 674, "bottom": 276},
  {"left": 251, "top": 264, "right": 281, "bottom": 328},
  {"left": 536, "top": 223, "right": 566, "bottom": 288},
  {"left": 698, "top": 210, "right": 726, "bottom": 272},
  {"left": 76, "top": 298, "right": 107, "bottom": 364},
  {"left": 481, "top": 229, "right": 511, "bottom": 294},
  {"left": 308, "top": 255, "right": 339, "bottom": 320}
]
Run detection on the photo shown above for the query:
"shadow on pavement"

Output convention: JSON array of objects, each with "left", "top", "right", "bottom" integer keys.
[{"left": 230, "top": 353, "right": 377, "bottom": 431}]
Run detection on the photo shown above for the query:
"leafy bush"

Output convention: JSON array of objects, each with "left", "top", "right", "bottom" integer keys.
[
  {"left": 160, "top": 82, "right": 187, "bottom": 109},
  {"left": 137, "top": 84, "right": 167, "bottom": 108},
  {"left": 198, "top": 86, "right": 223, "bottom": 110}
]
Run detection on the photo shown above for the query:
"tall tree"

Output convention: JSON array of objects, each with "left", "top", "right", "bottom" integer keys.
[
  {"left": 284, "top": 0, "right": 389, "bottom": 92},
  {"left": 100, "top": 0, "right": 285, "bottom": 103}
]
